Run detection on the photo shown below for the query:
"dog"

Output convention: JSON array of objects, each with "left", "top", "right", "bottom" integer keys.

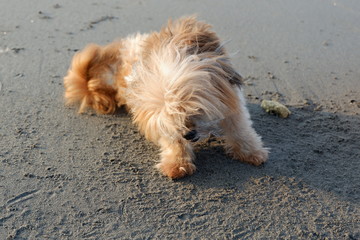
[{"left": 64, "top": 16, "right": 269, "bottom": 179}]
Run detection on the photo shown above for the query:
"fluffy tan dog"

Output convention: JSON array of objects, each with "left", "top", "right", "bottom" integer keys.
[{"left": 64, "top": 16, "right": 268, "bottom": 179}]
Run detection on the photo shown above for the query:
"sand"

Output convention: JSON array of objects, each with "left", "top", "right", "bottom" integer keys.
[{"left": 0, "top": 0, "right": 359, "bottom": 239}]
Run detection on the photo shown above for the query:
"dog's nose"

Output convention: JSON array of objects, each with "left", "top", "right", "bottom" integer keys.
[{"left": 183, "top": 130, "right": 199, "bottom": 142}]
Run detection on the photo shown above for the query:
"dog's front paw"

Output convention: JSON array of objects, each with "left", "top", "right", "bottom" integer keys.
[
  {"left": 156, "top": 161, "right": 196, "bottom": 179},
  {"left": 233, "top": 148, "right": 269, "bottom": 166}
]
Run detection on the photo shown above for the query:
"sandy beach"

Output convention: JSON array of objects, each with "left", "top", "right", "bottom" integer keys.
[{"left": 1, "top": 0, "right": 359, "bottom": 239}]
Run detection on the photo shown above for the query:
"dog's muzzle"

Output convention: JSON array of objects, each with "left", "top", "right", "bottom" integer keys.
[{"left": 183, "top": 130, "right": 200, "bottom": 142}]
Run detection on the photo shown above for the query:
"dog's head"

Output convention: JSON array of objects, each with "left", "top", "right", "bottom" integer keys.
[{"left": 183, "top": 116, "right": 224, "bottom": 142}]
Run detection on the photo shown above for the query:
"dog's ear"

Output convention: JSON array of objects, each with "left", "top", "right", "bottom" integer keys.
[
  {"left": 216, "top": 58, "right": 244, "bottom": 86},
  {"left": 227, "top": 67, "right": 244, "bottom": 86}
]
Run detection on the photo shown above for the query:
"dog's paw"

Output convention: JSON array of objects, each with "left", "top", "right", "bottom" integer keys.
[
  {"left": 233, "top": 148, "right": 269, "bottom": 166},
  {"left": 156, "top": 161, "right": 196, "bottom": 179}
]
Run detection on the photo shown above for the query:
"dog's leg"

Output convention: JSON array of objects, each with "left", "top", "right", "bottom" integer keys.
[
  {"left": 156, "top": 137, "right": 196, "bottom": 179},
  {"left": 221, "top": 90, "right": 268, "bottom": 166}
]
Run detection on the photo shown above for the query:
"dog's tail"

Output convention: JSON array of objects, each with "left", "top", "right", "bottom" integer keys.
[{"left": 63, "top": 42, "right": 122, "bottom": 114}]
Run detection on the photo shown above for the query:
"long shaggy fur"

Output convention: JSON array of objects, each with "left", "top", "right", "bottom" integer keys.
[
  {"left": 126, "top": 46, "right": 238, "bottom": 142},
  {"left": 64, "top": 16, "right": 268, "bottom": 179}
]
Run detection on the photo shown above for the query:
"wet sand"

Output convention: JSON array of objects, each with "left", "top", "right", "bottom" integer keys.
[{"left": 1, "top": 0, "right": 359, "bottom": 239}]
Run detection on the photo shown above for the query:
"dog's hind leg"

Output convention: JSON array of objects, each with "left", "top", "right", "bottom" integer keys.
[
  {"left": 155, "top": 137, "right": 196, "bottom": 179},
  {"left": 220, "top": 89, "right": 269, "bottom": 166}
]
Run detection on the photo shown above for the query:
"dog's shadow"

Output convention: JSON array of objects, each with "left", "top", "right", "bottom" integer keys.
[
  {"left": 106, "top": 103, "right": 359, "bottom": 203},
  {"left": 177, "top": 103, "right": 360, "bottom": 203}
]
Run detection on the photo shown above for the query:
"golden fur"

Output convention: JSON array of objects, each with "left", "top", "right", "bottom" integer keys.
[{"left": 64, "top": 16, "right": 269, "bottom": 179}]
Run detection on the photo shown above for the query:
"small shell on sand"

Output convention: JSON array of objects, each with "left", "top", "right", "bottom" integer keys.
[{"left": 261, "top": 100, "right": 291, "bottom": 118}]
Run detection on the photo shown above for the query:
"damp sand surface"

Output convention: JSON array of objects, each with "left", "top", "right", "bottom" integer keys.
[{"left": 0, "top": 0, "right": 359, "bottom": 239}]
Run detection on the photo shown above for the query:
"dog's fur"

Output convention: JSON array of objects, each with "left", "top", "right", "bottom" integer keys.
[{"left": 64, "top": 16, "right": 269, "bottom": 179}]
